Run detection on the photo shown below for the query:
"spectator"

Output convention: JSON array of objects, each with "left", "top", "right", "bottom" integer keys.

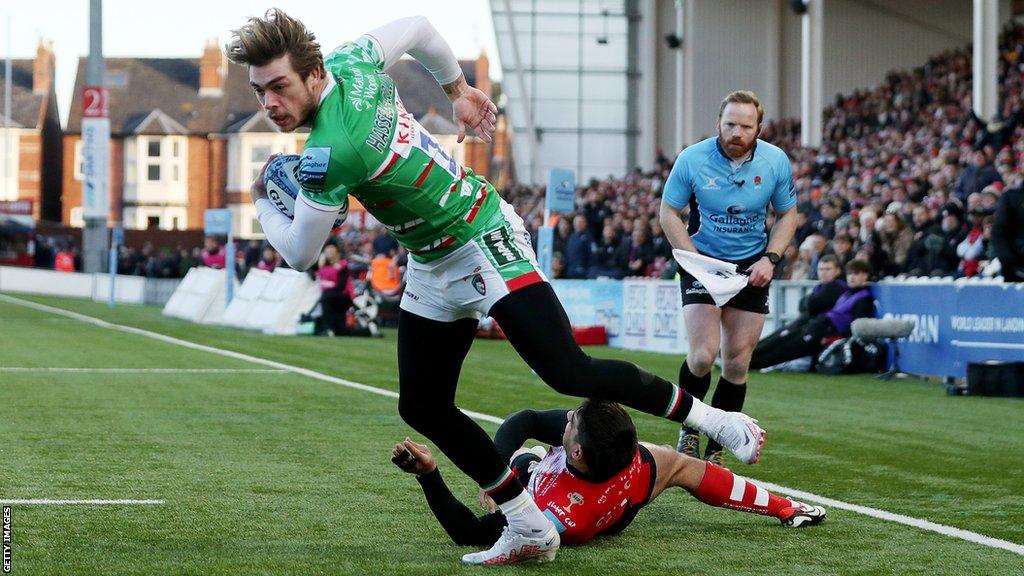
[
  {"left": 316, "top": 243, "right": 356, "bottom": 336},
  {"left": 370, "top": 247, "right": 404, "bottom": 296},
  {"left": 827, "top": 233, "right": 855, "bottom": 270},
  {"left": 992, "top": 185, "right": 1024, "bottom": 282},
  {"left": 589, "top": 224, "right": 628, "bottom": 279},
  {"left": 564, "top": 214, "right": 593, "bottom": 279},
  {"left": 957, "top": 209, "right": 990, "bottom": 278},
  {"left": 749, "top": 259, "right": 875, "bottom": 370},
  {"left": 875, "top": 212, "right": 913, "bottom": 276},
  {"left": 201, "top": 236, "right": 226, "bottom": 269},
  {"left": 34, "top": 237, "right": 55, "bottom": 269},
  {"left": 54, "top": 244, "right": 75, "bottom": 272},
  {"left": 793, "top": 211, "right": 815, "bottom": 246},
  {"left": 750, "top": 255, "right": 847, "bottom": 366},
  {"left": 372, "top": 230, "right": 399, "bottom": 258},
  {"left": 911, "top": 207, "right": 966, "bottom": 277},
  {"left": 814, "top": 203, "right": 838, "bottom": 239},
  {"left": 257, "top": 246, "right": 280, "bottom": 272},
  {"left": 954, "top": 150, "right": 1003, "bottom": 201},
  {"left": 552, "top": 217, "right": 572, "bottom": 262},
  {"left": 244, "top": 239, "right": 263, "bottom": 271},
  {"left": 549, "top": 251, "right": 566, "bottom": 279},
  {"left": 625, "top": 227, "right": 655, "bottom": 277},
  {"left": 178, "top": 246, "right": 200, "bottom": 277}
]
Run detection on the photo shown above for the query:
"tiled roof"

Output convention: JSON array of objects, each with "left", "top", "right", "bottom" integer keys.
[
  {"left": 67, "top": 56, "right": 262, "bottom": 135},
  {"left": 66, "top": 55, "right": 480, "bottom": 136},
  {"left": 0, "top": 60, "right": 45, "bottom": 129}
]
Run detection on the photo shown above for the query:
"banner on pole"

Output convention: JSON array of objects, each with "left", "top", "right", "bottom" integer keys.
[{"left": 82, "top": 86, "right": 110, "bottom": 219}]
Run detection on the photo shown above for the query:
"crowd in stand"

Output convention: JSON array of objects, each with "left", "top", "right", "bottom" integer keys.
[
  {"left": 506, "top": 22, "right": 1024, "bottom": 283},
  {"left": 26, "top": 24, "right": 1024, "bottom": 285}
]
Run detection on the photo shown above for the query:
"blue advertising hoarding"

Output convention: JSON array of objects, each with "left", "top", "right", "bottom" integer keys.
[
  {"left": 874, "top": 281, "right": 1024, "bottom": 378},
  {"left": 551, "top": 279, "right": 623, "bottom": 347}
]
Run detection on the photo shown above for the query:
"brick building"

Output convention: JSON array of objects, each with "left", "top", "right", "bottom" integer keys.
[
  {"left": 63, "top": 42, "right": 503, "bottom": 237},
  {"left": 0, "top": 40, "right": 62, "bottom": 222}
]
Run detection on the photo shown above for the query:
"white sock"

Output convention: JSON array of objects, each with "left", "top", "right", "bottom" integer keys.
[
  {"left": 499, "top": 491, "right": 551, "bottom": 535},
  {"left": 683, "top": 397, "right": 712, "bottom": 429}
]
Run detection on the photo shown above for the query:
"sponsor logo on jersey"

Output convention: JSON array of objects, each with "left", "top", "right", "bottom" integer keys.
[
  {"left": 483, "top": 226, "right": 525, "bottom": 266},
  {"left": 297, "top": 147, "right": 331, "bottom": 194},
  {"left": 472, "top": 273, "right": 486, "bottom": 296},
  {"left": 563, "top": 493, "right": 584, "bottom": 512},
  {"left": 346, "top": 66, "right": 379, "bottom": 112},
  {"left": 707, "top": 212, "right": 760, "bottom": 233},
  {"left": 364, "top": 78, "right": 397, "bottom": 153},
  {"left": 702, "top": 176, "right": 721, "bottom": 190},
  {"left": 727, "top": 204, "right": 746, "bottom": 215}
]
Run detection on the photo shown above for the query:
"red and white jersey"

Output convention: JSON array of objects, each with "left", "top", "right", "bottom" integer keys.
[{"left": 527, "top": 446, "right": 653, "bottom": 545}]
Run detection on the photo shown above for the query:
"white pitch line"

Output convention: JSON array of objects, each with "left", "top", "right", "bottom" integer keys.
[
  {"left": 0, "top": 499, "right": 164, "bottom": 506},
  {"left": 754, "top": 480, "right": 1024, "bottom": 556},
  {"left": 1, "top": 293, "right": 1020, "bottom": 556},
  {"left": 0, "top": 367, "right": 287, "bottom": 374}
]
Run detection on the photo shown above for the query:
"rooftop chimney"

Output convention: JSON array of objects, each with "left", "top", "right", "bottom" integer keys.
[
  {"left": 199, "top": 39, "right": 225, "bottom": 97},
  {"left": 33, "top": 39, "right": 55, "bottom": 95},
  {"left": 474, "top": 51, "right": 491, "bottom": 98}
]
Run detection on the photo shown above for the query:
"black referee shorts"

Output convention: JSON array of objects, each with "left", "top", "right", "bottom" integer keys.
[{"left": 679, "top": 252, "right": 770, "bottom": 314}]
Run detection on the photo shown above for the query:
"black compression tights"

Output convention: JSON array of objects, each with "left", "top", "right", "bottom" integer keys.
[{"left": 396, "top": 282, "right": 692, "bottom": 501}]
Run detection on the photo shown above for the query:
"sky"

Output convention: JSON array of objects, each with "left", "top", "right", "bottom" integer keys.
[{"left": 2, "top": 0, "right": 501, "bottom": 126}]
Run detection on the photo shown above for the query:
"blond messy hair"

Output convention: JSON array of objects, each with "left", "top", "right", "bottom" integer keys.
[
  {"left": 719, "top": 90, "right": 765, "bottom": 125},
  {"left": 226, "top": 8, "right": 324, "bottom": 79}
]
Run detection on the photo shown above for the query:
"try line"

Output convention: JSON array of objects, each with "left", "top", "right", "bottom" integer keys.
[
  {"left": 0, "top": 500, "right": 164, "bottom": 506},
  {"left": 0, "top": 367, "right": 287, "bottom": 374},
  {"left": 1, "top": 293, "right": 1021, "bottom": 557}
]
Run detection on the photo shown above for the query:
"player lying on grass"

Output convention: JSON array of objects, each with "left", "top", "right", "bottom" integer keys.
[{"left": 393, "top": 399, "right": 824, "bottom": 554}]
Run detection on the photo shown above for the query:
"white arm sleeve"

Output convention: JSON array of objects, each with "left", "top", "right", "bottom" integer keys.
[
  {"left": 255, "top": 195, "right": 340, "bottom": 272},
  {"left": 364, "top": 16, "right": 463, "bottom": 85}
]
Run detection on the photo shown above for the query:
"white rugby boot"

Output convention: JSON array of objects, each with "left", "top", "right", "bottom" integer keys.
[
  {"left": 701, "top": 409, "right": 766, "bottom": 464},
  {"left": 461, "top": 524, "right": 560, "bottom": 566}
]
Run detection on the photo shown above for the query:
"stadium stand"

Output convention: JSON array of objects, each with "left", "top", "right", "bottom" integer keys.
[{"left": 498, "top": 22, "right": 1024, "bottom": 284}]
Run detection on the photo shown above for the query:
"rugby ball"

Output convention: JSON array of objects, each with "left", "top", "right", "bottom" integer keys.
[{"left": 264, "top": 154, "right": 346, "bottom": 227}]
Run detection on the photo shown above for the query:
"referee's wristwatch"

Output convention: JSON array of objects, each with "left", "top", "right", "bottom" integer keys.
[{"left": 764, "top": 251, "right": 782, "bottom": 266}]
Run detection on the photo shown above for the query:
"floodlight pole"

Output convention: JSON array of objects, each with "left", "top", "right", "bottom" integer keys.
[{"left": 82, "top": 0, "right": 110, "bottom": 272}]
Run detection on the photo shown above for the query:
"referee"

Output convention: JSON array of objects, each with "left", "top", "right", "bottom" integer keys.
[{"left": 659, "top": 90, "right": 798, "bottom": 464}]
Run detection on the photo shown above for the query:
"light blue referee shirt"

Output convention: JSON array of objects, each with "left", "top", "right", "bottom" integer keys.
[{"left": 663, "top": 136, "right": 796, "bottom": 261}]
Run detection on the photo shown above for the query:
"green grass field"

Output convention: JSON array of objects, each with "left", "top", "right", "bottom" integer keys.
[{"left": 1, "top": 292, "right": 1022, "bottom": 575}]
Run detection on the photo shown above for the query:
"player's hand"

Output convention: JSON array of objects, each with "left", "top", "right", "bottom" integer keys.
[
  {"left": 451, "top": 86, "right": 498, "bottom": 144},
  {"left": 249, "top": 154, "right": 280, "bottom": 204},
  {"left": 391, "top": 437, "right": 436, "bottom": 476},
  {"left": 747, "top": 257, "right": 775, "bottom": 287},
  {"left": 478, "top": 489, "right": 497, "bottom": 514}
]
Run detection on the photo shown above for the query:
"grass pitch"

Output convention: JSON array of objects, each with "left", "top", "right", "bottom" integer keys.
[{"left": 0, "top": 293, "right": 1022, "bottom": 575}]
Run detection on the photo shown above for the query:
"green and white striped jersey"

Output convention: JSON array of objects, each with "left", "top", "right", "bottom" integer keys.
[{"left": 297, "top": 36, "right": 502, "bottom": 263}]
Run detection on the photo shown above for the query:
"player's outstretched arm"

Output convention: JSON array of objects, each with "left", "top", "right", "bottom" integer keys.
[
  {"left": 365, "top": 16, "right": 496, "bottom": 143},
  {"left": 391, "top": 438, "right": 505, "bottom": 546}
]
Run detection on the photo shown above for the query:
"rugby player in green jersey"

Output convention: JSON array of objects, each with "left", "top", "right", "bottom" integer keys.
[{"left": 228, "top": 9, "right": 766, "bottom": 565}]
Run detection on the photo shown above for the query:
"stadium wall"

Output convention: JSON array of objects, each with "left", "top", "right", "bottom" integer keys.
[{"left": 0, "top": 265, "right": 148, "bottom": 304}]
